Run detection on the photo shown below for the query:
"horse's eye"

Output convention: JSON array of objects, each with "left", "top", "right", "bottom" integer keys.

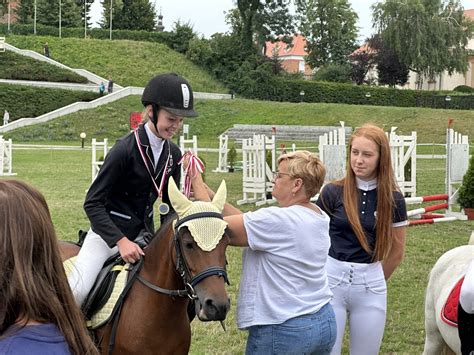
[{"left": 185, "top": 242, "right": 194, "bottom": 250}]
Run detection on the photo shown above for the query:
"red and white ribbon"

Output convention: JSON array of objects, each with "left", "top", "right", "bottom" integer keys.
[{"left": 178, "top": 150, "right": 204, "bottom": 198}]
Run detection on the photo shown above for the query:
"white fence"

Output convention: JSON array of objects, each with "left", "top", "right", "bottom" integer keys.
[
  {"left": 388, "top": 128, "right": 417, "bottom": 197},
  {"left": 91, "top": 139, "right": 109, "bottom": 182},
  {"left": 446, "top": 128, "right": 469, "bottom": 214},
  {"left": 213, "top": 134, "right": 229, "bottom": 173},
  {"left": 0, "top": 136, "right": 15, "bottom": 176},
  {"left": 318, "top": 122, "right": 347, "bottom": 182},
  {"left": 0, "top": 37, "right": 5, "bottom": 53},
  {"left": 237, "top": 134, "right": 276, "bottom": 206}
]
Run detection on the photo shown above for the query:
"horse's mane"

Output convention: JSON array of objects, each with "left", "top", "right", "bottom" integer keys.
[{"left": 149, "top": 212, "right": 177, "bottom": 246}]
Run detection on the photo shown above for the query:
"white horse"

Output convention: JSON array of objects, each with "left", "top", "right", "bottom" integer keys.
[{"left": 424, "top": 231, "right": 474, "bottom": 355}]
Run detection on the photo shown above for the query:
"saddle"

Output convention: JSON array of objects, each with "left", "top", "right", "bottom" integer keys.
[
  {"left": 441, "top": 276, "right": 465, "bottom": 328},
  {"left": 70, "top": 230, "right": 152, "bottom": 329}
]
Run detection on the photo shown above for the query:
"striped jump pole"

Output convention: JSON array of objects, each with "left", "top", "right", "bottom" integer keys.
[
  {"left": 405, "top": 194, "right": 448, "bottom": 205},
  {"left": 407, "top": 202, "right": 449, "bottom": 218},
  {"left": 408, "top": 216, "right": 458, "bottom": 226}
]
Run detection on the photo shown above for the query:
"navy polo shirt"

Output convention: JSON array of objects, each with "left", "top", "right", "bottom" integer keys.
[{"left": 316, "top": 179, "right": 407, "bottom": 264}]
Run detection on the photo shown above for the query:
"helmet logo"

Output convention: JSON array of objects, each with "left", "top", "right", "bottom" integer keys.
[{"left": 181, "top": 84, "right": 190, "bottom": 108}]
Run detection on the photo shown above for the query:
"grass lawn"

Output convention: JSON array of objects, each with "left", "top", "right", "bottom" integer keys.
[
  {"left": 2, "top": 147, "right": 473, "bottom": 354},
  {"left": 4, "top": 98, "right": 474, "bottom": 149}
]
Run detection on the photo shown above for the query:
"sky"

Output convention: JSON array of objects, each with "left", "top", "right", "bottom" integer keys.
[{"left": 89, "top": 0, "right": 473, "bottom": 43}]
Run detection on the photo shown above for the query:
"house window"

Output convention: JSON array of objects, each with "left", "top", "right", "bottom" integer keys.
[{"left": 298, "top": 61, "right": 305, "bottom": 73}]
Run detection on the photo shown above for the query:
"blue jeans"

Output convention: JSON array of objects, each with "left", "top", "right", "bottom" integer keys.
[{"left": 245, "top": 303, "right": 336, "bottom": 355}]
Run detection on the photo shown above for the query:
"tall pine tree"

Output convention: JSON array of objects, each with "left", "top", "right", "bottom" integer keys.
[
  {"left": 100, "top": 0, "right": 123, "bottom": 29},
  {"left": 15, "top": 0, "right": 35, "bottom": 24}
]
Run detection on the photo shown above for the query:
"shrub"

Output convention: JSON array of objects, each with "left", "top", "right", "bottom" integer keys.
[
  {"left": 313, "top": 63, "right": 352, "bottom": 83},
  {"left": 227, "top": 146, "right": 237, "bottom": 172},
  {"left": 453, "top": 85, "right": 474, "bottom": 93},
  {"left": 458, "top": 154, "right": 474, "bottom": 209}
]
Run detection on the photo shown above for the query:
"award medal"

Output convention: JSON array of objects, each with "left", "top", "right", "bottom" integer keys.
[
  {"left": 157, "top": 199, "right": 170, "bottom": 215},
  {"left": 134, "top": 129, "right": 171, "bottom": 215}
]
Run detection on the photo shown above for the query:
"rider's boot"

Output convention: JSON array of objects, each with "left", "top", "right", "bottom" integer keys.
[{"left": 458, "top": 302, "right": 474, "bottom": 355}]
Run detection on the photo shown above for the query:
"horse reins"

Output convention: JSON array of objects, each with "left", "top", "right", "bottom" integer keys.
[{"left": 137, "top": 212, "right": 229, "bottom": 300}]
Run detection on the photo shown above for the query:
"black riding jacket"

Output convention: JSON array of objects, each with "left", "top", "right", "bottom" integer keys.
[{"left": 84, "top": 123, "right": 182, "bottom": 247}]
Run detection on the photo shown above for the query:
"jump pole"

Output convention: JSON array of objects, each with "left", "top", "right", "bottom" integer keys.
[
  {"left": 407, "top": 202, "right": 449, "bottom": 218},
  {"left": 405, "top": 194, "right": 448, "bottom": 205},
  {"left": 408, "top": 216, "right": 458, "bottom": 226}
]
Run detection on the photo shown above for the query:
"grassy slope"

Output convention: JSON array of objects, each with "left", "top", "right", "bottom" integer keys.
[
  {"left": 4, "top": 96, "right": 474, "bottom": 144},
  {"left": 6, "top": 35, "right": 227, "bottom": 92},
  {"left": 0, "top": 83, "right": 100, "bottom": 121},
  {"left": 0, "top": 50, "right": 87, "bottom": 83}
]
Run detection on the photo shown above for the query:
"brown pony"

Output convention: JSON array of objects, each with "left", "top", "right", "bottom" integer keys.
[{"left": 60, "top": 179, "right": 231, "bottom": 354}]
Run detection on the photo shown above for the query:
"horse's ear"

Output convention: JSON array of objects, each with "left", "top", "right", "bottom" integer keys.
[
  {"left": 211, "top": 180, "right": 227, "bottom": 212},
  {"left": 168, "top": 177, "right": 193, "bottom": 217}
]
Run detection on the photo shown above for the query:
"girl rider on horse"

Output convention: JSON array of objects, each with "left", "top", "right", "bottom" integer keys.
[{"left": 68, "top": 73, "right": 198, "bottom": 307}]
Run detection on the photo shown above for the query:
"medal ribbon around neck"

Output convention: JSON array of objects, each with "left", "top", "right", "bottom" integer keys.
[
  {"left": 134, "top": 129, "right": 171, "bottom": 214},
  {"left": 178, "top": 150, "right": 204, "bottom": 198}
]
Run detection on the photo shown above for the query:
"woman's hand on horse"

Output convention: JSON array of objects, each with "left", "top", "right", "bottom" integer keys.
[{"left": 117, "top": 237, "right": 145, "bottom": 263}]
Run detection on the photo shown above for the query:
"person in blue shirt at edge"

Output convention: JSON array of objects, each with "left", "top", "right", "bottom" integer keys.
[
  {"left": 67, "top": 73, "right": 198, "bottom": 307},
  {"left": 188, "top": 150, "right": 336, "bottom": 354},
  {"left": 0, "top": 179, "right": 98, "bottom": 355},
  {"left": 316, "top": 123, "right": 408, "bottom": 355}
]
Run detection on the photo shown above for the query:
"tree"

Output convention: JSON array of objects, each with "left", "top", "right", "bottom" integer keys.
[
  {"left": 105, "top": 0, "right": 156, "bottom": 31},
  {"left": 368, "top": 35, "right": 409, "bottom": 87},
  {"left": 372, "top": 0, "right": 474, "bottom": 88},
  {"left": 15, "top": 0, "right": 35, "bottom": 24},
  {"left": 77, "top": 0, "right": 95, "bottom": 28},
  {"left": 349, "top": 47, "right": 375, "bottom": 85},
  {"left": 37, "top": 0, "right": 82, "bottom": 27},
  {"left": 0, "top": 0, "right": 7, "bottom": 14},
  {"left": 295, "top": 0, "right": 358, "bottom": 68},
  {"left": 236, "top": 0, "right": 294, "bottom": 57},
  {"left": 313, "top": 63, "right": 352, "bottom": 83},
  {"left": 100, "top": 0, "right": 123, "bottom": 29},
  {"left": 169, "top": 21, "right": 196, "bottom": 54}
]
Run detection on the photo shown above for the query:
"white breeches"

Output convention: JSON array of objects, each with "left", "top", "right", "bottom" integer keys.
[
  {"left": 460, "top": 258, "right": 474, "bottom": 314},
  {"left": 67, "top": 229, "right": 118, "bottom": 306},
  {"left": 326, "top": 256, "right": 387, "bottom": 355}
]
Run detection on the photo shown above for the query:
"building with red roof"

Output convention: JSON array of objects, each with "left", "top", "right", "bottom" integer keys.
[{"left": 265, "top": 34, "right": 313, "bottom": 78}]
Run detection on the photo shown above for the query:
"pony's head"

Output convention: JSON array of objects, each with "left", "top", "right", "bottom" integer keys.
[{"left": 168, "top": 178, "right": 230, "bottom": 321}]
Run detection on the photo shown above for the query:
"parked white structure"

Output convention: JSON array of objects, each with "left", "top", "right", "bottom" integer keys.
[{"left": 0, "top": 136, "right": 15, "bottom": 176}]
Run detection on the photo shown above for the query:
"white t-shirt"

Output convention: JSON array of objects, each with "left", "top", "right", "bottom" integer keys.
[{"left": 237, "top": 205, "right": 332, "bottom": 329}]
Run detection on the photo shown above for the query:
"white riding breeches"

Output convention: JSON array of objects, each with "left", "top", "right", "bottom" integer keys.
[
  {"left": 326, "top": 256, "right": 387, "bottom": 355},
  {"left": 460, "top": 258, "right": 474, "bottom": 314},
  {"left": 67, "top": 229, "right": 118, "bottom": 307}
]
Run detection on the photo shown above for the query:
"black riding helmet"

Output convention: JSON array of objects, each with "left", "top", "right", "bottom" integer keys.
[{"left": 141, "top": 73, "right": 198, "bottom": 130}]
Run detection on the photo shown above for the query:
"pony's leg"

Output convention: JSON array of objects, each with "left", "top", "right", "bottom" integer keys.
[{"left": 424, "top": 285, "right": 445, "bottom": 354}]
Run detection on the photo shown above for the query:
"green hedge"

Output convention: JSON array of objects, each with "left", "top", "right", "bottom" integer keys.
[
  {"left": 0, "top": 84, "right": 100, "bottom": 121},
  {"left": 0, "top": 50, "right": 87, "bottom": 83},
  {"left": 0, "top": 24, "right": 173, "bottom": 46},
  {"left": 235, "top": 75, "right": 474, "bottom": 110}
]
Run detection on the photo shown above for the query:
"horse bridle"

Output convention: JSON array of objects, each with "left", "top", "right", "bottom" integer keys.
[{"left": 137, "top": 212, "right": 229, "bottom": 300}]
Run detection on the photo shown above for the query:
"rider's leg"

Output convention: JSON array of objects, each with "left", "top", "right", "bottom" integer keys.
[
  {"left": 67, "top": 229, "right": 117, "bottom": 306},
  {"left": 459, "top": 259, "right": 474, "bottom": 355}
]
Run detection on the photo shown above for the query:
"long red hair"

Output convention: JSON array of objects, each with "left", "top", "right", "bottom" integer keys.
[{"left": 335, "top": 124, "right": 399, "bottom": 261}]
